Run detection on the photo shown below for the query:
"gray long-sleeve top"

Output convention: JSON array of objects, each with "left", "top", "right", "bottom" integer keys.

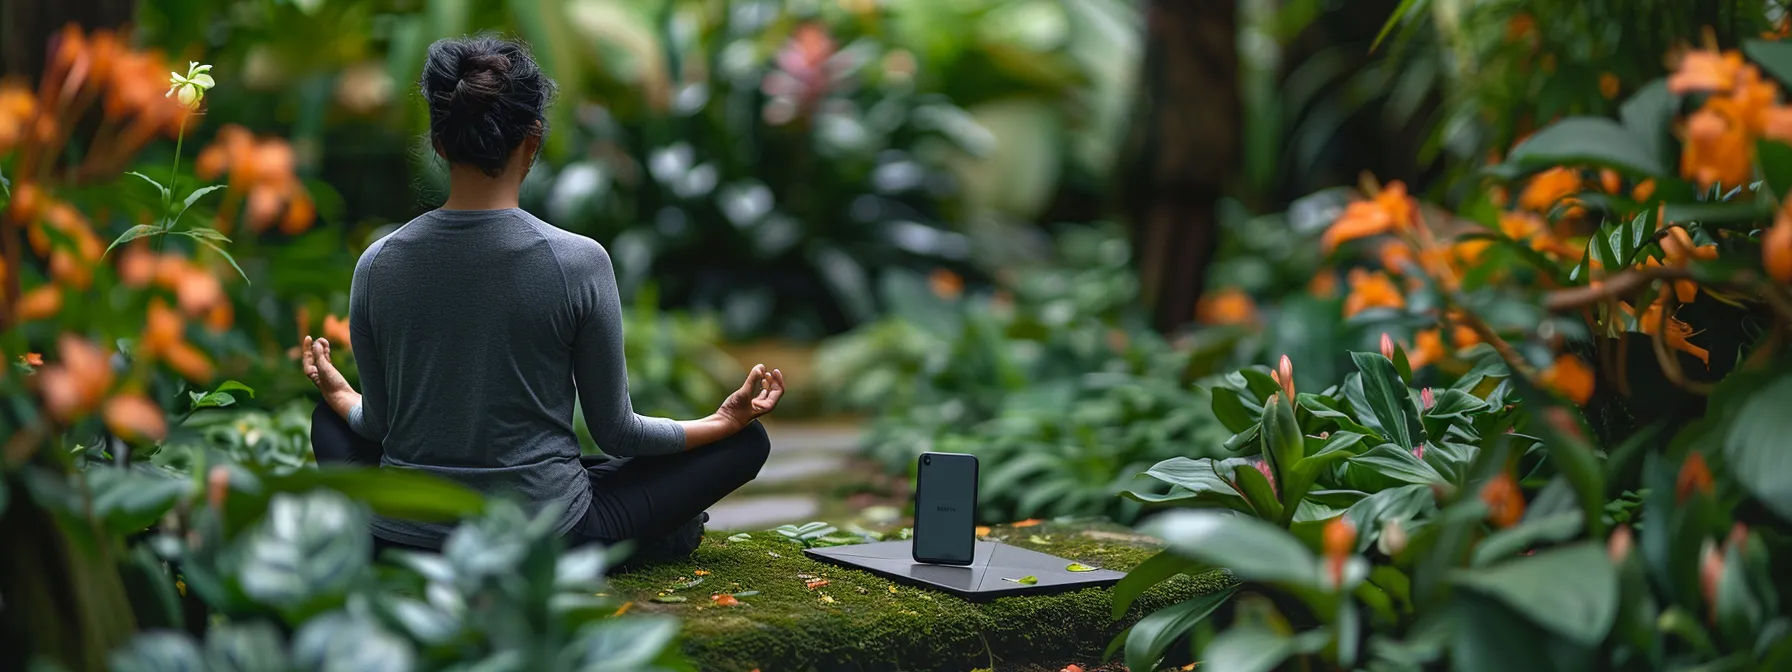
[{"left": 344, "top": 207, "right": 685, "bottom": 547}]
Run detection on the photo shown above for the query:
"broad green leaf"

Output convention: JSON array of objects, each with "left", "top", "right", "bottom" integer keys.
[
  {"left": 1112, "top": 549, "right": 1205, "bottom": 618},
  {"left": 1121, "top": 586, "right": 1239, "bottom": 672},
  {"left": 1067, "top": 563, "right": 1098, "bottom": 572},
  {"left": 1301, "top": 393, "right": 1378, "bottom": 438},
  {"left": 1347, "top": 444, "right": 1446, "bottom": 486},
  {"left": 1343, "top": 485, "right": 1435, "bottom": 553},
  {"left": 1660, "top": 200, "right": 1774, "bottom": 227},
  {"left": 1002, "top": 575, "right": 1039, "bottom": 584},
  {"left": 234, "top": 492, "right": 372, "bottom": 610},
  {"left": 110, "top": 632, "right": 204, "bottom": 672},
  {"left": 191, "top": 392, "right": 237, "bottom": 410},
  {"left": 1124, "top": 457, "right": 1246, "bottom": 508},
  {"left": 1451, "top": 542, "right": 1618, "bottom": 646},
  {"left": 265, "top": 466, "right": 484, "bottom": 522},
  {"left": 204, "top": 621, "right": 291, "bottom": 672},
  {"left": 1759, "top": 139, "right": 1792, "bottom": 197},
  {"left": 1349, "top": 353, "right": 1425, "bottom": 450},
  {"left": 1618, "top": 79, "right": 1674, "bottom": 168},
  {"left": 568, "top": 615, "right": 682, "bottom": 671},
  {"left": 173, "top": 185, "right": 229, "bottom": 225},
  {"left": 1210, "top": 386, "right": 1259, "bottom": 433},
  {"left": 291, "top": 611, "right": 416, "bottom": 672},
  {"left": 1470, "top": 510, "right": 1584, "bottom": 566},
  {"left": 1722, "top": 372, "right": 1792, "bottom": 521},
  {"left": 107, "top": 224, "right": 166, "bottom": 255},
  {"left": 1143, "top": 510, "right": 1318, "bottom": 587},
  {"left": 1746, "top": 39, "right": 1792, "bottom": 88},
  {"left": 89, "top": 466, "right": 194, "bottom": 535},
  {"left": 1262, "top": 394, "right": 1304, "bottom": 482},
  {"left": 1200, "top": 626, "right": 1321, "bottom": 672},
  {"left": 1233, "top": 460, "right": 1283, "bottom": 522},
  {"left": 1505, "top": 117, "right": 1667, "bottom": 177}
]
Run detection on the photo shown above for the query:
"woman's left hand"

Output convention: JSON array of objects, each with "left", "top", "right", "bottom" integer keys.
[{"left": 302, "top": 336, "right": 360, "bottom": 417}]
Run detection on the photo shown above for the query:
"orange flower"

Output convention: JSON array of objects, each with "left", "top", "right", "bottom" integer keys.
[
  {"left": 928, "top": 268, "right": 963, "bottom": 299},
  {"left": 0, "top": 84, "right": 36, "bottom": 154},
  {"left": 1600, "top": 169, "right": 1622, "bottom": 194},
  {"left": 1195, "top": 288, "right": 1259, "bottom": 326},
  {"left": 197, "top": 125, "right": 316, "bottom": 235},
  {"left": 1539, "top": 354, "right": 1595, "bottom": 404},
  {"left": 1308, "top": 271, "right": 1339, "bottom": 298},
  {"left": 16, "top": 285, "right": 63, "bottom": 321},
  {"left": 1518, "top": 167, "right": 1581, "bottom": 213},
  {"left": 142, "top": 300, "right": 214, "bottom": 381},
  {"left": 1700, "top": 539, "right": 1724, "bottom": 622},
  {"left": 1767, "top": 206, "right": 1792, "bottom": 283},
  {"left": 1668, "top": 50, "right": 1746, "bottom": 94},
  {"left": 1627, "top": 299, "right": 1710, "bottom": 367},
  {"left": 1676, "top": 452, "right": 1715, "bottom": 503},
  {"left": 1379, "top": 240, "right": 1416, "bottom": 273},
  {"left": 1505, "top": 13, "right": 1535, "bottom": 41},
  {"left": 205, "top": 302, "right": 233, "bottom": 334},
  {"left": 1322, "top": 181, "right": 1415, "bottom": 253},
  {"left": 1274, "top": 354, "right": 1296, "bottom": 400},
  {"left": 39, "top": 334, "right": 114, "bottom": 421},
  {"left": 1480, "top": 472, "right": 1525, "bottom": 528},
  {"left": 1600, "top": 73, "right": 1621, "bottom": 100},
  {"left": 1632, "top": 179, "right": 1657, "bottom": 202},
  {"left": 118, "top": 243, "right": 157, "bottom": 286},
  {"left": 20, "top": 352, "right": 44, "bottom": 367},
  {"left": 711, "top": 594, "right": 740, "bottom": 607},
  {"left": 1408, "top": 329, "right": 1446, "bottom": 370},
  {"left": 1682, "top": 101, "right": 1754, "bottom": 189},
  {"left": 323, "top": 314, "right": 352, "bottom": 352},
  {"left": 1323, "top": 517, "right": 1356, "bottom": 588},
  {"left": 1343, "top": 268, "right": 1405, "bottom": 317},
  {"left": 1655, "top": 227, "right": 1719, "bottom": 303},
  {"left": 1608, "top": 525, "right": 1634, "bottom": 564},
  {"left": 207, "top": 464, "right": 230, "bottom": 509},
  {"left": 105, "top": 393, "right": 168, "bottom": 442}
]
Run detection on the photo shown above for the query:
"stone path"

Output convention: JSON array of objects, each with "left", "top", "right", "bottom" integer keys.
[{"left": 704, "top": 420, "right": 863, "bottom": 531}]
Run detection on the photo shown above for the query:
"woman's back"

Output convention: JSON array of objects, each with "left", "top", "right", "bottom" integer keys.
[{"left": 348, "top": 207, "right": 683, "bottom": 546}]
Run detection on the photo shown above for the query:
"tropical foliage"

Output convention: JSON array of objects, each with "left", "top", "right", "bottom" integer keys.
[{"left": 1108, "top": 31, "right": 1792, "bottom": 672}]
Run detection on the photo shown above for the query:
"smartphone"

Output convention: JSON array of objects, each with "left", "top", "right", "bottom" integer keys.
[{"left": 912, "top": 452, "right": 979, "bottom": 565}]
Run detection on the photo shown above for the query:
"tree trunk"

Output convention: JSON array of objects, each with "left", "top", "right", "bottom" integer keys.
[
  {"left": 1, "top": 0, "right": 135, "bottom": 80},
  {"left": 1122, "top": 0, "right": 1240, "bottom": 335}
]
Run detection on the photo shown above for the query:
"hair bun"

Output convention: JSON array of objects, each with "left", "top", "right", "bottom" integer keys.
[{"left": 421, "top": 35, "right": 557, "bottom": 177}]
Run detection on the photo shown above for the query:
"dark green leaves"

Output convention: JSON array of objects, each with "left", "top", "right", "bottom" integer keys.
[
  {"left": 1451, "top": 542, "right": 1618, "bottom": 647},
  {"left": 1122, "top": 586, "right": 1239, "bottom": 672},
  {"left": 1122, "top": 457, "right": 1247, "bottom": 510},
  {"left": 1723, "top": 372, "right": 1792, "bottom": 521},
  {"left": 265, "top": 466, "right": 484, "bottom": 522},
  {"left": 231, "top": 492, "right": 371, "bottom": 612},
  {"left": 1145, "top": 510, "right": 1317, "bottom": 586},
  {"left": 1745, "top": 39, "right": 1792, "bottom": 88},
  {"left": 1112, "top": 549, "right": 1206, "bottom": 618},
  {"left": 1504, "top": 117, "right": 1668, "bottom": 177},
  {"left": 1348, "top": 353, "right": 1426, "bottom": 451},
  {"left": 89, "top": 466, "right": 195, "bottom": 535}
]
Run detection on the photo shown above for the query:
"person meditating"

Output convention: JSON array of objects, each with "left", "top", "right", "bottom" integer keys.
[{"left": 300, "top": 35, "right": 781, "bottom": 563}]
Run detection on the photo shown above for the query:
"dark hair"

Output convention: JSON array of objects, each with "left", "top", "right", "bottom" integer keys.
[{"left": 420, "top": 35, "right": 556, "bottom": 177}]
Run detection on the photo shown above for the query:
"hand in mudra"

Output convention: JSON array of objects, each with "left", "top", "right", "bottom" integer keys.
[
  {"left": 301, "top": 336, "right": 358, "bottom": 412},
  {"left": 719, "top": 364, "right": 784, "bottom": 427}
]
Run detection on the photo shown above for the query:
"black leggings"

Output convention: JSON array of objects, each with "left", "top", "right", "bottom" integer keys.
[{"left": 310, "top": 404, "right": 771, "bottom": 557}]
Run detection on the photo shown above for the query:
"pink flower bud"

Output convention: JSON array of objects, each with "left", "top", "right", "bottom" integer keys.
[{"left": 1379, "top": 333, "right": 1396, "bottom": 360}]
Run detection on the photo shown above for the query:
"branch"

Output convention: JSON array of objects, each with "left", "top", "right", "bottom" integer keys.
[{"left": 1543, "top": 267, "right": 1694, "bottom": 312}]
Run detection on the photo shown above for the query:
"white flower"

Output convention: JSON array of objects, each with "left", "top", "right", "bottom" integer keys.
[{"left": 167, "top": 62, "right": 215, "bottom": 108}]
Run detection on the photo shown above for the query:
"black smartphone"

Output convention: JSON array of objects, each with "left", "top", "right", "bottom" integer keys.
[{"left": 912, "top": 451, "right": 979, "bottom": 565}]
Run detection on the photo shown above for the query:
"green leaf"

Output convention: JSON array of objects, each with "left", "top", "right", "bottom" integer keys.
[
  {"left": 1471, "top": 510, "right": 1585, "bottom": 566},
  {"left": 1066, "top": 563, "right": 1098, "bottom": 572},
  {"left": 1233, "top": 460, "right": 1283, "bottom": 522},
  {"left": 214, "top": 381, "right": 255, "bottom": 398},
  {"left": 291, "top": 611, "right": 416, "bottom": 672},
  {"left": 1350, "top": 353, "right": 1425, "bottom": 450},
  {"left": 1660, "top": 200, "right": 1774, "bottom": 226},
  {"left": 89, "top": 466, "right": 194, "bottom": 535},
  {"left": 1369, "top": 0, "right": 1428, "bottom": 52},
  {"left": 568, "top": 615, "right": 682, "bottom": 670},
  {"left": 264, "top": 466, "right": 484, "bottom": 522},
  {"left": 109, "top": 632, "right": 204, "bottom": 672},
  {"left": 1210, "top": 386, "right": 1260, "bottom": 433},
  {"left": 1347, "top": 444, "right": 1446, "bottom": 486},
  {"left": 1619, "top": 79, "right": 1675, "bottom": 169},
  {"left": 1746, "top": 39, "right": 1792, "bottom": 88},
  {"left": 107, "top": 225, "right": 166, "bottom": 256},
  {"left": 190, "top": 392, "right": 237, "bottom": 410},
  {"left": 1200, "top": 626, "right": 1313, "bottom": 672},
  {"left": 204, "top": 621, "right": 291, "bottom": 672},
  {"left": 1143, "top": 510, "right": 1318, "bottom": 586},
  {"left": 1261, "top": 394, "right": 1304, "bottom": 488},
  {"left": 1723, "top": 372, "right": 1792, "bottom": 521},
  {"left": 1451, "top": 542, "right": 1618, "bottom": 646},
  {"left": 1124, "top": 457, "right": 1246, "bottom": 508},
  {"left": 127, "top": 171, "right": 172, "bottom": 203},
  {"left": 1757, "top": 139, "right": 1792, "bottom": 198},
  {"left": 1112, "top": 549, "right": 1205, "bottom": 618},
  {"left": 233, "top": 492, "right": 371, "bottom": 611},
  {"left": 726, "top": 533, "right": 751, "bottom": 542},
  {"left": 172, "top": 185, "right": 229, "bottom": 226},
  {"left": 1121, "top": 586, "right": 1239, "bottom": 672},
  {"left": 1343, "top": 485, "right": 1435, "bottom": 553},
  {"left": 197, "top": 239, "right": 250, "bottom": 283},
  {"left": 173, "top": 227, "right": 233, "bottom": 243},
  {"left": 1505, "top": 117, "right": 1668, "bottom": 177},
  {"left": 649, "top": 595, "right": 688, "bottom": 603},
  {"left": 1002, "top": 575, "right": 1039, "bottom": 584}
]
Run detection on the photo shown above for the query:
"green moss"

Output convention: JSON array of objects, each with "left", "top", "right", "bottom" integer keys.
[{"left": 607, "top": 522, "right": 1234, "bottom": 672}]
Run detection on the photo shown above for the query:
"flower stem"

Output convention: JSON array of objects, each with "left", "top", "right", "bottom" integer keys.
[{"left": 156, "top": 114, "right": 189, "bottom": 256}]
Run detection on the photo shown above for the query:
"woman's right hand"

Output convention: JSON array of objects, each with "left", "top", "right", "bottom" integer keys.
[{"left": 717, "top": 364, "right": 785, "bottom": 429}]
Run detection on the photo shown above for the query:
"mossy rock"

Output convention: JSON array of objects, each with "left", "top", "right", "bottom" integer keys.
[{"left": 607, "top": 521, "right": 1235, "bottom": 672}]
